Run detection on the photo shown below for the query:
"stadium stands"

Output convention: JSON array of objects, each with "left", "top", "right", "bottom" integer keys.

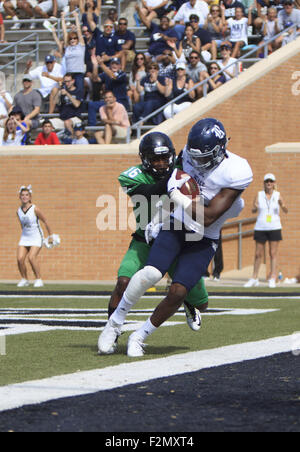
[{"left": 0, "top": 0, "right": 299, "bottom": 146}]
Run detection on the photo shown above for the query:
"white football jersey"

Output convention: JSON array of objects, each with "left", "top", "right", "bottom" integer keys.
[{"left": 181, "top": 148, "right": 253, "bottom": 239}]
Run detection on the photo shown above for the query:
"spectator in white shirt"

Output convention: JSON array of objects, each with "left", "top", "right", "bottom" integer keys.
[
  {"left": 217, "top": 41, "right": 240, "bottom": 81},
  {"left": 225, "top": 5, "right": 254, "bottom": 58},
  {"left": 256, "top": 7, "right": 280, "bottom": 56},
  {"left": 24, "top": 55, "right": 65, "bottom": 113},
  {"left": 173, "top": 0, "right": 209, "bottom": 40},
  {"left": 140, "top": 0, "right": 169, "bottom": 22}
]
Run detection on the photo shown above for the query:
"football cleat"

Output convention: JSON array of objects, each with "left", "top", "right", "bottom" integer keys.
[
  {"left": 184, "top": 302, "right": 202, "bottom": 332},
  {"left": 98, "top": 318, "right": 121, "bottom": 355},
  {"left": 127, "top": 333, "right": 146, "bottom": 358}
]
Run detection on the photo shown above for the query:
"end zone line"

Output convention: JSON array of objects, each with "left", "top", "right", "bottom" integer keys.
[{"left": 0, "top": 334, "right": 296, "bottom": 412}]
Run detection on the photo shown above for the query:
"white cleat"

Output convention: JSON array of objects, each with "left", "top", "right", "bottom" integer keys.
[
  {"left": 184, "top": 302, "right": 202, "bottom": 332},
  {"left": 98, "top": 319, "right": 121, "bottom": 355},
  {"left": 127, "top": 333, "right": 146, "bottom": 358},
  {"left": 33, "top": 279, "right": 44, "bottom": 288},
  {"left": 244, "top": 278, "right": 259, "bottom": 288},
  {"left": 17, "top": 278, "right": 30, "bottom": 288}
]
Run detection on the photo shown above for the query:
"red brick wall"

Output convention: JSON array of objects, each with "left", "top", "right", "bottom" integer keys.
[{"left": 1, "top": 52, "right": 299, "bottom": 281}]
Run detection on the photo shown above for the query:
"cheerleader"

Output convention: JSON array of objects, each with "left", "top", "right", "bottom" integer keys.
[{"left": 17, "top": 185, "right": 53, "bottom": 288}]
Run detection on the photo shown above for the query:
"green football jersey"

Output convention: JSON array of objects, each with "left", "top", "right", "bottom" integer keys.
[{"left": 118, "top": 165, "right": 166, "bottom": 239}]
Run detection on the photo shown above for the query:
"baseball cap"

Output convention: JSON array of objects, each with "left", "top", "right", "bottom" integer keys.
[
  {"left": 176, "top": 62, "right": 186, "bottom": 70},
  {"left": 22, "top": 75, "right": 32, "bottom": 81},
  {"left": 264, "top": 173, "right": 276, "bottom": 182},
  {"left": 110, "top": 57, "right": 121, "bottom": 65},
  {"left": 45, "top": 55, "right": 55, "bottom": 63},
  {"left": 74, "top": 123, "right": 84, "bottom": 131}
]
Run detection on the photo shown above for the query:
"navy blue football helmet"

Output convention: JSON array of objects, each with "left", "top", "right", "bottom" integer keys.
[
  {"left": 186, "top": 118, "right": 228, "bottom": 172},
  {"left": 139, "top": 132, "right": 176, "bottom": 179}
]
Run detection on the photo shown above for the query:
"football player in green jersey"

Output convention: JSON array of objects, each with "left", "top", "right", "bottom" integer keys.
[{"left": 106, "top": 132, "right": 208, "bottom": 349}]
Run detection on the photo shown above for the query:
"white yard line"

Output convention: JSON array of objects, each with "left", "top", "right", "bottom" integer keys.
[{"left": 0, "top": 335, "right": 296, "bottom": 412}]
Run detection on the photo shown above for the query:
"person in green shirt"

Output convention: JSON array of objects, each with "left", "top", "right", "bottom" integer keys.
[{"left": 105, "top": 132, "right": 209, "bottom": 351}]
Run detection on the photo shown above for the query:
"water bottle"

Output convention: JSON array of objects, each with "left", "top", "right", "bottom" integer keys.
[{"left": 278, "top": 271, "right": 283, "bottom": 283}]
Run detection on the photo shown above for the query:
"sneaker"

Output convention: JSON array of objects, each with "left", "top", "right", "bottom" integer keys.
[
  {"left": 11, "top": 21, "right": 21, "bottom": 30},
  {"left": 29, "top": 22, "right": 36, "bottom": 30},
  {"left": 98, "top": 318, "right": 121, "bottom": 354},
  {"left": 184, "top": 302, "right": 202, "bottom": 332},
  {"left": 268, "top": 278, "right": 276, "bottom": 288},
  {"left": 33, "top": 279, "right": 44, "bottom": 288},
  {"left": 244, "top": 278, "right": 259, "bottom": 288},
  {"left": 127, "top": 333, "right": 146, "bottom": 358},
  {"left": 17, "top": 278, "right": 29, "bottom": 288}
]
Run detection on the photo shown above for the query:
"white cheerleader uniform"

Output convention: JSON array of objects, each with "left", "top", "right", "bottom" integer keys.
[{"left": 18, "top": 204, "right": 44, "bottom": 248}]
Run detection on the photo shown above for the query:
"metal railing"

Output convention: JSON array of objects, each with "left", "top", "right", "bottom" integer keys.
[
  {"left": 222, "top": 217, "right": 257, "bottom": 270},
  {"left": 128, "top": 24, "right": 298, "bottom": 143}
]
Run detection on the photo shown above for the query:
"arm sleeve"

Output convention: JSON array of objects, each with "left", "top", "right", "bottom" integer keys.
[{"left": 130, "top": 177, "right": 169, "bottom": 199}]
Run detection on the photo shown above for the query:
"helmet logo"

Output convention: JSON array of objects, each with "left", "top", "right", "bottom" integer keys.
[
  {"left": 211, "top": 124, "right": 225, "bottom": 139},
  {"left": 154, "top": 146, "right": 170, "bottom": 155}
]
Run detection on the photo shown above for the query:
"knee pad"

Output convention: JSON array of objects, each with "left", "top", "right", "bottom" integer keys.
[{"left": 125, "top": 266, "right": 163, "bottom": 305}]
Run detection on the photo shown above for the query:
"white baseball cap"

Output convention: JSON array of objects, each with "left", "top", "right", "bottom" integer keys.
[{"left": 264, "top": 173, "right": 276, "bottom": 181}]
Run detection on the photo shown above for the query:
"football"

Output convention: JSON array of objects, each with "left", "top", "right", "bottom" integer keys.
[{"left": 176, "top": 169, "right": 200, "bottom": 199}]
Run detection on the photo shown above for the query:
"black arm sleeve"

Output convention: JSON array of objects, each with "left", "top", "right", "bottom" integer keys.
[{"left": 130, "top": 176, "right": 169, "bottom": 199}]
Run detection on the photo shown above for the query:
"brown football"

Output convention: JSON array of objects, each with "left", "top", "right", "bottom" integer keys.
[{"left": 176, "top": 169, "right": 200, "bottom": 199}]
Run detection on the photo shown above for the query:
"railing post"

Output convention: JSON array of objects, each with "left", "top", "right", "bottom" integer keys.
[{"left": 238, "top": 222, "right": 242, "bottom": 270}]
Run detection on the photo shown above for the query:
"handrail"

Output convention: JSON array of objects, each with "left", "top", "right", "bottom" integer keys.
[
  {"left": 128, "top": 24, "right": 297, "bottom": 143},
  {"left": 222, "top": 217, "right": 257, "bottom": 270}
]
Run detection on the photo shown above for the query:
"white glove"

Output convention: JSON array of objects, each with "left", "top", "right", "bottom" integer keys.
[
  {"left": 145, "top": 221, "right": 163, "bottom": 245},
  {"left": 167, "top": 169, "right": 191, "bottom": 195}
]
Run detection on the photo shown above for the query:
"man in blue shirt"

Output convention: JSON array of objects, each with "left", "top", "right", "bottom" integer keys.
[
  {"left": 135, "top": 5, "right": 178, "bottom": 60},
  {"left": 115, "top": 17, "right": 136, "bottom": 70}
]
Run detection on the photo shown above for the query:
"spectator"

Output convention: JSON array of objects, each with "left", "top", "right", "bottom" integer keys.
[
  {"left": 82, "top": 24, "right": 96, "bottom": 97},
  {"left": 0, "top": 74, "right": 13, "bottom": 119},
  {"left": 115, "top": 17, "right": 136, "bottom": 70},
  {"left": 12, "top": 75, "right": 42, "bottom": 130},
  {"left": 185, "top": 50, "right": 207, "bottom": 97},
  {"left": 72, "top": 123, "right": 89, "bottom": 144},
  {"left": 189, "top": 14, "right": 215, "bottom": 61},
  {"left": 140, "top": 0, "right": 170, "bottom": 22},
  {"left": 61, "top": 11, "right": 86, "bottom": 97},
  {"left": 163, "top": 61, "right": 195, "bottom": 119},
  {"left": 275, "top": 0, "right": 300, "bottom": 48},
  {"left": 95, "top": 91, "right": 130, "bottom": 144},
  {"left": 91, "top": 55, "right": 129, "bottom": 109},
  {"left": 157, "top": 49, "right": 176, "bottom": 79},
  {"left": 107, "top": 7, "right": 118, "bottom": 28},
  {"left": 217, "top": 42, "right": 239, "bottom": 81},
  {"left": 87, "top": 12, "right": 123, "bottom": 65},
  {"left": 173, "top": 0, "right": 209, "bottom": 39},
  {"left": 170, "top": 23, "right": 201, "bottom": 62},
  {"left": 225, "top": 5, "right": 254, "bottom": 58},
  {"left": 25, "top": 55, "right": 65, "bottom": 113},
  {"left": 203, "top": 5, "right": 227, "bottom": 59},
  {"left": 135, "top": 6, "right": 178, "bottom": 61},
  {"left": 34, "top": 120, "right": 61, "bottom": 145},
  {"left": 222, "top": 0, "right": 246, "bottom": 19},
  {"left": 80, "top": 0, "right": 101, "bottom": 28},
  {"left": 133, "top": 61, "right": 168, "bottom": 125},
  {"left": 1, "top": 111, "right": 29, "bottom": 146},
  {"left": 0, "top": 12, "right": 6, "bottom": 43},
  {"left": 128, "top": 53, "right": 147, "bottom": 106},
  {"left": 34, "top": 0, "right": 69, "bottom": 20},
  {"left": 51, "top": 73, "right": 83, "bottom": 135},
  {"left": 244, "top": 173, "right": 288, "bottom": 289},
  {"left": 199, "top": 61, "right": 226, "bottom": 95},
  {"left": 256, "top": 7, "right": 280, "bottom": 55},
  {"left": 4, "top": 0, "right": 35, "bottom": 30}
]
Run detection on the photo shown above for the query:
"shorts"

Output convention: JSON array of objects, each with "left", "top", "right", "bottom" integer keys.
[
  {"left": 254, "top": 229, "right": 282, "bottom": 243},
  {"left": 38, "top": 0, "right": 67, "bottom": 12},
  {"left": 113, "top": 125, "right": 129, "bottom": 139},
  {"left": 51, "top": 116, "right": 81, "bottom": 130},
  {"left": 118, "top": 237, "right": 208, "bottom": 307}
]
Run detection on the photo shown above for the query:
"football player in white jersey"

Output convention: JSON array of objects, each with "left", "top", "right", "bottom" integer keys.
[
  {"left": 17, "top": 186, "right": 53, "bottom": 288},
  {"left": 98, "top": 118, "right": 253, "bottom": 357}
]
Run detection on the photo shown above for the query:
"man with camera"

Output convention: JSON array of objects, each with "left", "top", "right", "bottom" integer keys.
[{"left": 50, "top": 73, "right": 84, "bottom": 136}]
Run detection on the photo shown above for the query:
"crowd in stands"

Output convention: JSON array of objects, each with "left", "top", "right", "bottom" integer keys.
[{"left": 0, "top": 0, "right": 300, "bottom": 146}]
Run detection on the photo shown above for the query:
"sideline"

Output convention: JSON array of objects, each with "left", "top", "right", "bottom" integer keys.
[{"left": 0, "top": 335, "right": 296, "bottom": 412}]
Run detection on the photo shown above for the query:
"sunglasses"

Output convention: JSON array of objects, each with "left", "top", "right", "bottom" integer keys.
[
  {"left": 265, "top": 179, "right": 275, "bottom": 183},
  {"left": 190, "top": 56, "right": 199, "bottom": 59},
  {"left": 119, "top": 22, "right": 127, "bottom": 25},
  {"left": 211, "top": 8, "right": 220, "bottom": 12},
  {"left": 210, "top": 66, "right": 219, "bottom": 70}
]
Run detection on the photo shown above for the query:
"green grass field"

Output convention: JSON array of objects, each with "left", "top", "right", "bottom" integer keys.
[{"left": 0, "top": 284, "right": 299, "bottom": 387}]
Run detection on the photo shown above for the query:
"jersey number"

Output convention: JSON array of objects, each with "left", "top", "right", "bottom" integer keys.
[{"left": 124, "top": 167, "right": 142, "bottom": 179}]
